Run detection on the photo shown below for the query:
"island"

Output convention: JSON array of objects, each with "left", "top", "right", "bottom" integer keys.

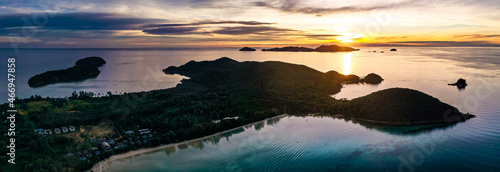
[
  {"left": 239, "top": 47, "right": 256, "bottom": 51},
  {"left": 362, "top": 73, "right": 384, "bottom": 84},
  {"left": 390, "top": 48, "right": 397, "bottom": 51},
  {"left": 28, "top": 57, "right": 106, "bottom": 87},
  {"left": 262, "top": 45, "right": 359, "bottom": 52},
  {"left": 448, "top": 78, "right": 467, "bottom": 88},
  {"left": 342, "top": 88, "right": 474, "bottom": 125},
  {"left": 2, "top": 57, "right": 473, "bottom": 171}
]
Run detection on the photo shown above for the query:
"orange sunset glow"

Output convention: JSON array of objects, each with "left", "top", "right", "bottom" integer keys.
[{"left": 1, "top": 0, "right": 499, "bottom": 48}]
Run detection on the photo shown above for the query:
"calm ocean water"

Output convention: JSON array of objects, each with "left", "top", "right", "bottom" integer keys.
[{"left": 1, "top": 47, "right": 499, "bottom": 171}]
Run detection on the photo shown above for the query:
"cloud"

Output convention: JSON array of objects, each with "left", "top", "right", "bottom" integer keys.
[
  {"left": 212, "top": 26, "right": 298, "bottom": 35},
  {"left": 143, "top": 27, "right": 201, "bottom": 35},
  {"left": 0, "top": 13, "right": 164, "bottom": 30},
  {"left": 454, "top": 34, "right": 500, "bottom": 38},
  {"left": 146, "top": 20, "right": 274, "bottom": 27},
  {"left": 300, "top": 34, "right": 343, "bottom": 40},
  {"left": 387, "top": 41, "right": 500, "bottom": 47},
  {"left": 252, "top": 0, "right": 416, "bottom": 15},
  {"left": 302, "top": 34, "right": 342, "bottom": 37},
  {"left": 142, "top": 21, "right": 300, "bottom": 36}
]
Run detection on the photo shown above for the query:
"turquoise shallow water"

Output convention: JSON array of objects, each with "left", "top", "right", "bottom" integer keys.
[
  {"left": 102, "top": 114, "right": 500, "bottom": 172},
  {"left": 1, "top": 47, "right": 499, "bottom": 171}
]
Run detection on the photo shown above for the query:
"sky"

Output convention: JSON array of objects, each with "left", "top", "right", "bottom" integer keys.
[{"left": 1, "top": 0, "right": 500, "bottom": 48}]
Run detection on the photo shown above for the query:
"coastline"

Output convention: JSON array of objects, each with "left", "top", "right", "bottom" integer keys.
[{"left": 90, "top": 114, "right": 289, "bottom": 172}]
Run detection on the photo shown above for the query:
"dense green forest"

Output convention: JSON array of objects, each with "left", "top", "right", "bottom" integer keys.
[{"left": 1, "top": 57, "right": 472, "bottom": 171}]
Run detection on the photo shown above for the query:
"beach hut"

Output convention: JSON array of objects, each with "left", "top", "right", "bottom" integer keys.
[
  {"left": 61, "top": 127, "right": 69, "bottom": 133},
  {"left": 54, "top": 128, "right": 61, "bottom": 134},
  {"left": 101, "top": 142, "right": 111, "bottom": 150}
]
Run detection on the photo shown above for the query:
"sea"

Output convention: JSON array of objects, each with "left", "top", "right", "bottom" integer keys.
[{"left": 1, "top": 47, "right": 499, "bottom": 171}]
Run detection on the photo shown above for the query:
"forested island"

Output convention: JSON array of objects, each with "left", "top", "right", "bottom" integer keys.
[
  {"left": 28, "top": 57, "right": 106, "bottom": 87},
  {"left": 239, "top": 47, "right": 256, "bottom": 51},
  {"left": 1, "top": 57, "right": 472, "bottom": 171},
  {"left": 262, "top": 45, "right": 359, "bottom": 52}
]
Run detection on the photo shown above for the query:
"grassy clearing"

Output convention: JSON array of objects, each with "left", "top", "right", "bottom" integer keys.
[{"left": 26, "top": 100, "right": 52, "bottom": 112}]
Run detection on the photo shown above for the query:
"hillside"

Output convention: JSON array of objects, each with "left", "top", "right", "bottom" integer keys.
[{"left": 341, "top": 88, "right": 474, "bottom": 125}]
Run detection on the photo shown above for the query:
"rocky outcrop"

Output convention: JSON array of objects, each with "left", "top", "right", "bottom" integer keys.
[{"left": 448, "top": 78, "right": 467, "bottom": 88}]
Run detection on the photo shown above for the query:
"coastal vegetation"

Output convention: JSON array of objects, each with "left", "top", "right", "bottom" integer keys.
[
  {"left": 1, "top": 57, "right": 472, "bottom": 171},
  {"left": 28, "top": 57, "right": 106, "bottom": 87}
]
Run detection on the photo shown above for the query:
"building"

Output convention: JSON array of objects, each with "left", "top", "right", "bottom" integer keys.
[
  {"left": 125, "top": 130, "right": 134, "bottom": 135},
  {"left": 44, "top": 129, "right": 52, "bottom": 135},
  {"left": 54, "top": 128, "right": 61, "bottom": 134},
  {"left": 69, "top": 126, "right": 76, "bottom": 132},
  {"left": 107, "top": 139, "right": 115, "bottom": 145},
  {"left": 34, "top": 129, "right": 44, "bottom": 134},
  {"left": 138, "top": 129, "right": 150, "bottom": 134},
  {"left": 115, "top": 143, "right": 126, "bottom": 149},
  {"left": 61, "top": 127, "right": 69, "bottom": 133},
  {"left": 101, "top": 142, "right": 111, "bottom": 150}
]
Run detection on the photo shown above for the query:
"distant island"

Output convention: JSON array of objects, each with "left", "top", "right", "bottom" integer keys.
[
  {"left": 28, "top": 57, "right": 106, "bottom": 87},
  {"left": 239, "top": 47, "right": 256, "bottom": 51},
  {"left": 262, "top": 45, "right": 359, "bottom": 52}
]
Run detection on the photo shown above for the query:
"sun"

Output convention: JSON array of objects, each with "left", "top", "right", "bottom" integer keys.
[{"left": 335, "top": 33, "right": 365, "bottom": 43}]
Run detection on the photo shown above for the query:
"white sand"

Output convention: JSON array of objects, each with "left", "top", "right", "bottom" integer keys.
[{"left": 90, "top": 114, "right": 288, "bottom": 172}]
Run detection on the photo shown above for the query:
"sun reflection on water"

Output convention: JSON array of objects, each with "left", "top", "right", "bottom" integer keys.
[{"left": 343, "top": 52, "right": 353, "bottom": 75}]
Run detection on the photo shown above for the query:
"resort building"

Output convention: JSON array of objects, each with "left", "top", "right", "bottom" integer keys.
[
  {"left": 101, "top": 142, "right": 111, "bottom": 150},
  {"left": 54, "top": 128, "right": 61, "bottom": 134},
  {"left": 61, "top": 127, "right": 69, "bottom": 133},
  {"left": 139, "top": 129, "right": 150, "bottom": 134}
]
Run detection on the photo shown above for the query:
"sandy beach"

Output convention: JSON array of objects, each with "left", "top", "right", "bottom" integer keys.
[{"left": 90, "top": 114, "right": 288, "bottom": 172}]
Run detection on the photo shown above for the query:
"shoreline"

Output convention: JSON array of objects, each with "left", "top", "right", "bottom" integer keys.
[{"left": 90, "top": 114, "right": 289, "bottom": 172}]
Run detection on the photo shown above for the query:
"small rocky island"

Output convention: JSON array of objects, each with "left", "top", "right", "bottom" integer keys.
[
  {"left": 390, "top": 48, "right": 397, "bottom": 51},
  {"left": 262, "top": 45, "right": 359, "bottom": 52},
  {"left": 448, "top": 78, "right": 467, "bottom": 88},
  {"left": 362, "top": 73, "right": 384, "bottom": 84},
  {"left": 28, "top": 57, "right": 106, "bottom": 87},
  {"left": 239, "top": 47, "right": 256, "bottom": 51}
]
